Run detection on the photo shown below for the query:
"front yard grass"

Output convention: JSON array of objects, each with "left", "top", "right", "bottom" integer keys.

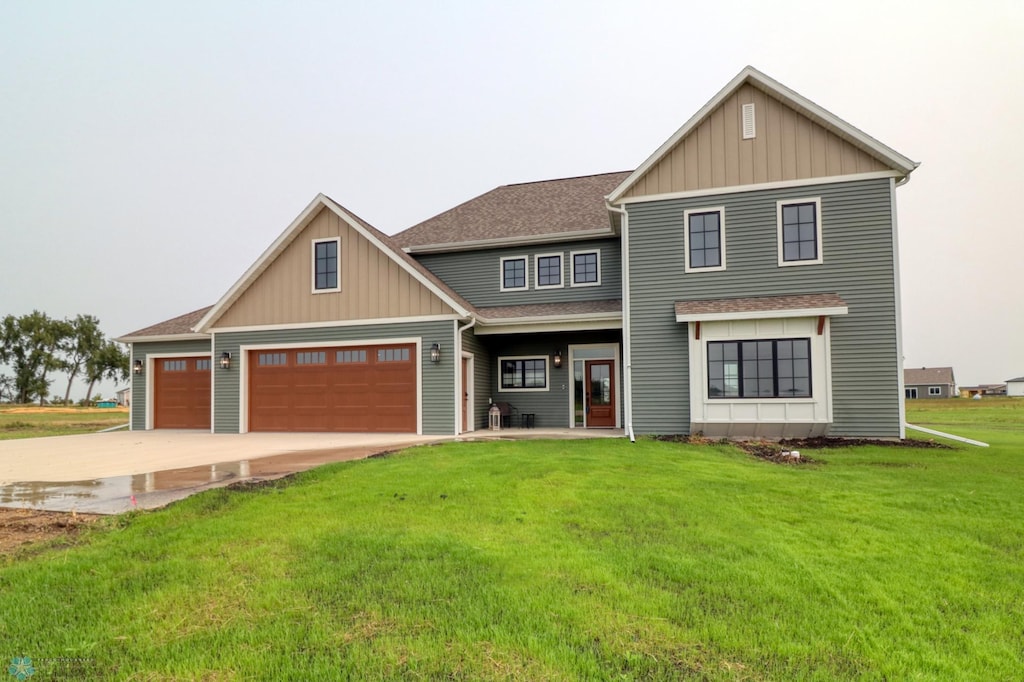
[
  {"left": 0, "top": 405, "right": 128, "bottom": 440},
  {"left": 0, "top": 401, "right": 1021, "bottom": 679}
]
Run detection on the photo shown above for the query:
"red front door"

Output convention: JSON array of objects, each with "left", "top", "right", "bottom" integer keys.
[{"left": 585, "top": 360, "right": 615, "bottom": 428}]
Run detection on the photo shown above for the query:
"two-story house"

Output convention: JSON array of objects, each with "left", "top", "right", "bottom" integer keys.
[{"left": 118, "top": 67, "right": 917, "bottom": 439}]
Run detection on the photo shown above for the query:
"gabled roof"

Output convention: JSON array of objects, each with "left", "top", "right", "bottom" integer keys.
[
  {"left": 195, "top": 194, "right": 473, "bottom": 332},
  {"left": 674, "top": 293, "right": 848, "bottom": 322},
  {"left": 394, "top": 171, "right": 631, "bottom": 253},
  {"left": 116, "top": 305, "right": 213, "bottom": 342},
  {"left": 475, "top": 299, "right": 622, "bottom": 322},
  {"left": 1005, "top": 376, "right": 1024, "bottom": 383},
  {"left": 608, "top": 66, "right": 919, "bottom": 204},
  {"left": 904, "top": 367, "right": 956, "bottom": 386}
]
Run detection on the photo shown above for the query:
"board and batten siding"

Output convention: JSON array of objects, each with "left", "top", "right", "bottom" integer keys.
[
  {"left": 624, "top": 83, "right": 890, "bottom": 199},
  {"left": 413, "top": 238, "right": 621, "bottom": 308},
  {"left": 628, "top": 177, "right": 900, "bottom": 437},
  {"left": 215, "top": 207, "right": 455, "bottom": 328},
  {"left": 130, "top": 339, "right": 213, "bottom": 430},
  {"left": 212, "top": 321, "right": 456, "bottom": 435}
]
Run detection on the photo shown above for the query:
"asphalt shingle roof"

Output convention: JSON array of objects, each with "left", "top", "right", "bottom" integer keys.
[
  {"left": 120, "top": 305, "right": 213, "bottom": 339},
  {"left": 904, "top": 367, "right": 955, "bottom": 386},
  {"left": 674, "top": 293, "right": 846, "bottom": 317},
  {"left": 476, "top": 299, "right": 621, "bottom": 321}
]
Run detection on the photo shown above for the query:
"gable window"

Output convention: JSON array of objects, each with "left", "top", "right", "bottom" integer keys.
[
  {"left": 499, "top": 357, "right": 548, "bottom": 391},
  {"left": 928, "top": 386, "right": 942, "bottom": 396},
  {"left": 684, "top": 208, "right": 726, "bottom": 272},
  {"left": 500, "top": 256, "right": 528, "bottom": 291},
  {"left": 708, "top": 339, "right": 811, "bottom": 398},
  {"left": 777, "top": 199, "right": 823, "bottom": 266},
  {"left": 535, "top": 253, "right": 563, "bottom": 289},
  {"left": 571, "top": 250, "right": 600, "bottom": 287},
  {"left": 312, "top": 238, "right": 340, "bottom": 292}
]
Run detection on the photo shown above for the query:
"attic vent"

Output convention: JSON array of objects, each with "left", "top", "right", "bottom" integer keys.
[{"left": 742, "top": 102, "right": 756, "bottom": 140}]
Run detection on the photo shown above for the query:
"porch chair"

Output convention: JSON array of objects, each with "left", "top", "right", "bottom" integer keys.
[{"left": 492, "top": 401, "right": 518, "bottom": 428}]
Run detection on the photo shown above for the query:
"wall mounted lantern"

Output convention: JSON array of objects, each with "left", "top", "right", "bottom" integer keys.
[
  {"left": 430, "top": 343, "right": 441, "bottom": 364},
  {"left": 553, "top": 350, "right": 562, "bottom": 369},
  {"left": 220, "top": 352, "right": 232, "bottom": 370},
  {"left": 133, "top": 359, "right": 143, "bottom": 375}
]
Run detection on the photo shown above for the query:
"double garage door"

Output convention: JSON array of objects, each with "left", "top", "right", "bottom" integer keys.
[{"left": 248, "top": 343, "right": 417, "bottom": 433}]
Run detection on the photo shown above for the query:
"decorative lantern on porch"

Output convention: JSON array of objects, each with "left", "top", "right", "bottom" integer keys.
[{"left": 488, "top": 404, "right": 501, "bottom": 431}]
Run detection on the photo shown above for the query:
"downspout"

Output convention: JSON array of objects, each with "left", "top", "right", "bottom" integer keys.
[
  {"left": 455, "top": 316, "right": 477, "bottom": 435},
  {"left": 606, "top": 200, "right": 635, "bottom": 442}
]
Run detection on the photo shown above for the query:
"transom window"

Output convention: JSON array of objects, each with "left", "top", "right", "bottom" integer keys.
[
  {"left": 778, "top": 199, "right": 822, "bottom": 266},
  {"left": 313, "top": 238, "right": 340, "bottom": 291},
  {"left": 336, "top": 349, "right": 367, "bottom": 364},
  {"left": 685, "top": 208, "right": 725, "bottom": 272},
  {"left": 258, "top": 353, "right": 288, "bottom": 366},
  {"left": 571, "top": 251, "right": 600, "bottom": 286},
  {"left": 377, "top": 348, "right": 410, "bottom": 363},
  {"left": 196, "top": 359, "right": 211, "bottom": 371},
  {"left": 535, "top": 254, "right": 563, "bottom": 288},
  {"left": 708, "top": 339, "right": 811, "bottom": 398},
  {"left": 500, "top": 357, "right": 548, "bottom": 390},
  {"left": 296, "top": 351, "right": 326, "bottom": 365},
  {"left": 162, "top": 360, "right": 187, "bottom": 372},
  {"left": 500, "top": 256, "right": 528, "bottom": 291}
]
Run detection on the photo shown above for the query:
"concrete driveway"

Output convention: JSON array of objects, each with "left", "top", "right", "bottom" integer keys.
[{"left": 0, "top": 431, "right": 444, "bottom": 486}]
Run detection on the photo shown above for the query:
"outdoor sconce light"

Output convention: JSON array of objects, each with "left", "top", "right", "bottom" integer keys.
[
  {"left": 220, "top": 352, "right": 232, "bottom": 370},
  {"left": 553, "top": 350, "right": 562, "bottom": 369},
  {"left": 133, "top": 360, "right": 143, "bottom": 375},
  {"left": 430, "top": 343, "right": 441, "bottom": 364}
]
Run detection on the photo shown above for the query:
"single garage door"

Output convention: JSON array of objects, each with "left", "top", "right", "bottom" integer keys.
[
  {"left": 153, "top": 357, "right": 211, "bottom": 429},
  {"left": 249, "top": 343, "right": 417, "bottom": 433}
]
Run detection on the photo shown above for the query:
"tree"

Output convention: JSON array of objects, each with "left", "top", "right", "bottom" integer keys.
[
  {"left": 83, "top": 341, "right": 129, "bottom": 403},
  {"left": 60, "top": 314, "right": 104, "bottom": 405},
  {"left": 0, "top": 374, "right": 14, "bottom": 403},
  {"left": 0, "top": 312, "right": 69, "bottom": 405}
]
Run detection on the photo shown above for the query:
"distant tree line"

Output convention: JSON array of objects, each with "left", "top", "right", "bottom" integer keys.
[{"left": 0, "top": 311, "right": 129, "bottom": 405}]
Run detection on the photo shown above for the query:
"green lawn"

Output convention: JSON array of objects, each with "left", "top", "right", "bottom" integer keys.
[
  {"left": 1, "top": 401, "right": 1021, "bottom": 680},
  {"left": 0, "top": 406, "right": 128, "bottom": 440}
]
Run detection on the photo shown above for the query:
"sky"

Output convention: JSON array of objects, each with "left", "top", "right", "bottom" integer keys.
[{"left": 1, "top": 0, "right": 1022, "bottom": 400}]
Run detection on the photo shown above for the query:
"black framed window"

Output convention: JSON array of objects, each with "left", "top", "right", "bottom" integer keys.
[
  {"left": 781, "top": 202, "right": 818, "bottom": 262},
  {"left": 688, "top": 211, "right": 722, "bottom": 268},
  {"left": 708, "top": 339, "right": 811, "bottom": 398},
  {"left": 500, "top": 358, "right": 547, "bottom": 389},
  {"left": 537, "top": 255, "right": 562, "bottom": 287},
  {"left": 314, "top": 240, "right": 339, "bottom": 290},
  {"left": 573, "top": 252, "right": 599, "bottom": 285},
  {"left": 502, "top": 258, "right": 526, "bottom": 289}
]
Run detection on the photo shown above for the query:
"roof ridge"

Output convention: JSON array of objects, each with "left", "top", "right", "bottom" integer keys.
[{"left": 498, "top": 170, "right": 633, "bottom": 189}]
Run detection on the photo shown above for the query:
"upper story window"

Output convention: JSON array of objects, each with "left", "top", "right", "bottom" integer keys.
[
  {"left": 571, "top": 250, "right": 601, "bottom": 287},
  {"left": 777, "top": 199, "right": 822, "bottom": 266},
  {"left": 684, "top": 207, "right": 726, "bottom": 273},
  {"left": 312, "top": 238, "right": 341, "bottom": 292},
  {"left": 500, "top": 256, "right": 528, "bottom": 291},
  {"left": 708, "top": 338, "right": 811, "bottom": 399},
  {"left": 499, "top": 357, "right": 548, "bottom": 391},
  {"left": 535, "top": 253, "right": 563, "bottom": 289}
]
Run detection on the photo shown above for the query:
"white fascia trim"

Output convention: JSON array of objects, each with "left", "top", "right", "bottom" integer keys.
[
  {"left": 499, "top": 255, "right": 529, "bottom": 292},
  {"left": 683, "top": 206, "right": 727, "bottom": 274},
  {"left": 208, "top": 314, "right": 463, "bottom": 335},
  {"left": 115, "top": 333, "right": 211, "bottom": 344},
  {"left": 612, "top": 170, "right": 902, "bottom": 206},
  {"left": 496, "top": 355, "right": 550, "bottom": 393},
  {"left": 474, "top": 317, "right": 622, "bottom": 336},
  {"left": 534, "top": 252, "right": 565, "bottom": 290},
  {"left": 569, "top": 248, "right": 602, "bottom": 288},
  {"left": 402, "top": 228, "right": 615, "bottom": 254},
  {"left": 310, "top": 236, "right": 341, "bottom": 294},
  {"left": 777, "top": 197, "right": 824, "bottom": 267},
  {"left": 237, "top": 336, "right": 423, "bottom": 435},
  {"left": 890, "top": 177, "right": 907, "bottom": 439},
  {"left": 676, "top": 306, "right": 848, "bottom": 323},
  {"left": 128, "top": 344, "right": 135, "bottom": 431},
  {"left": 143, "top": 351, "right": 214, "bottom": 431},
  {"left": 607, "top": 66, "right": 917, "bottom": 203}
]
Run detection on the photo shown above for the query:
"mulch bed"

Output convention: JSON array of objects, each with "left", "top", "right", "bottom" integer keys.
[{"left": 655, "top": 434, "right": 952, "bottom": 465}]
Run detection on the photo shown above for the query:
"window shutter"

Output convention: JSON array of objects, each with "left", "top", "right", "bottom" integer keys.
[{"left": 742, "top": 103, "right": 756, "bottom": 140}]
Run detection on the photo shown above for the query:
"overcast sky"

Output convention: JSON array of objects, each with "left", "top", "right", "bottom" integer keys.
[{"left": 1, "top": 0, "right": 1021, "bottom": 400}]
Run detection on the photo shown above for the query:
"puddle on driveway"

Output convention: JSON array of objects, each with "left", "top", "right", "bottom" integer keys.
[{"left": 0, "top": 444, "right": 392, "bottom": 514}]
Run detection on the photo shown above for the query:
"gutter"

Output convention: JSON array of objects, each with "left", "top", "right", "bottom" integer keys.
[
  {"left": 905, "top": 423, "right": 989, "bottom": 448},
  {"left": 605, "top": 200, "right": 635, "bottom": 443}
]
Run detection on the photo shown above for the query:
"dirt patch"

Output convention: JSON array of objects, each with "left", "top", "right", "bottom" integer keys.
[
  {"left": 0, "top": 508, "right": 100, "bottom": 556},
  {"left": 778, "top": 436, "right": 952, "bottom": 450},
  {"left": 655, "top": 433, "right": 952, "bottom": 465}
]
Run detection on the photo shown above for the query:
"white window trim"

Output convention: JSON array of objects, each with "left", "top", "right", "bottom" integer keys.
[
  {"left": 567, "top": 343, "right": 622, "bottom": 429},
  {"left": 497, "top": 355, "right": 550, "bottom": 393},
  {"left": 534, "top": 252, "right": 564, "bottom": 290},
  {"left": 311, "top": 237, "right": 341, "bottom": 293},
  {"left": 906, "top": 387, "right": 919, "bottom": 399},
  {"left": 499, "top": 255, "right": 529, "bottom": 292},
  {"left": 928, "top": 386, "right": 942, "bottom": 396},
  {"left": 570, "top": 249, "right": 601, "bottom": 288},
  {"left": 776, "top": 198, "right": 823, "bottom": 267},
  {"left": 683, "top": 206, "right": 727, "bottom": 273}
]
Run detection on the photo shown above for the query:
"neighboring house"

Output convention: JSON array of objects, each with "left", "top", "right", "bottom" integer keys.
[
  {"left": 959, "top": 384, "right": 1007, "bottom": 398},
  {"left": 116, "top": 386, "right": 131, "bottom": 408},
  {"left": 116, "top": 66, "right": 918, "bottom": 439},
  {"left": 904, "top": 367, "right": 956, "bottom": 399},
  {"left": 1006, "top": 377, "right": 1024, "bottom": 397}
]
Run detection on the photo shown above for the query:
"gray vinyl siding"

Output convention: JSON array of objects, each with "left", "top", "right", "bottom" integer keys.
[
  {"left": 414, "top": 238, "right": 621, "bottom": 308},
  {"left": 212, "top": 321, "right": 456, "bottom": 435},
  {"left": 130, "top": 338, "right": 213, "bottom": 430},
  {"left": 460, "top": 328, "right": 492, "bottom": 431},
  {"left": 628, "top": 177, "right": 900, "bottom": 437}
]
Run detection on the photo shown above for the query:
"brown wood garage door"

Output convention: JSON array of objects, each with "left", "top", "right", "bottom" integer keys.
[
  {"left": 248, "top": 344, "right": 417, "bottom": 433},
  {"left": 153, "top": 357, "right": 211, "bottom": 429}
]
